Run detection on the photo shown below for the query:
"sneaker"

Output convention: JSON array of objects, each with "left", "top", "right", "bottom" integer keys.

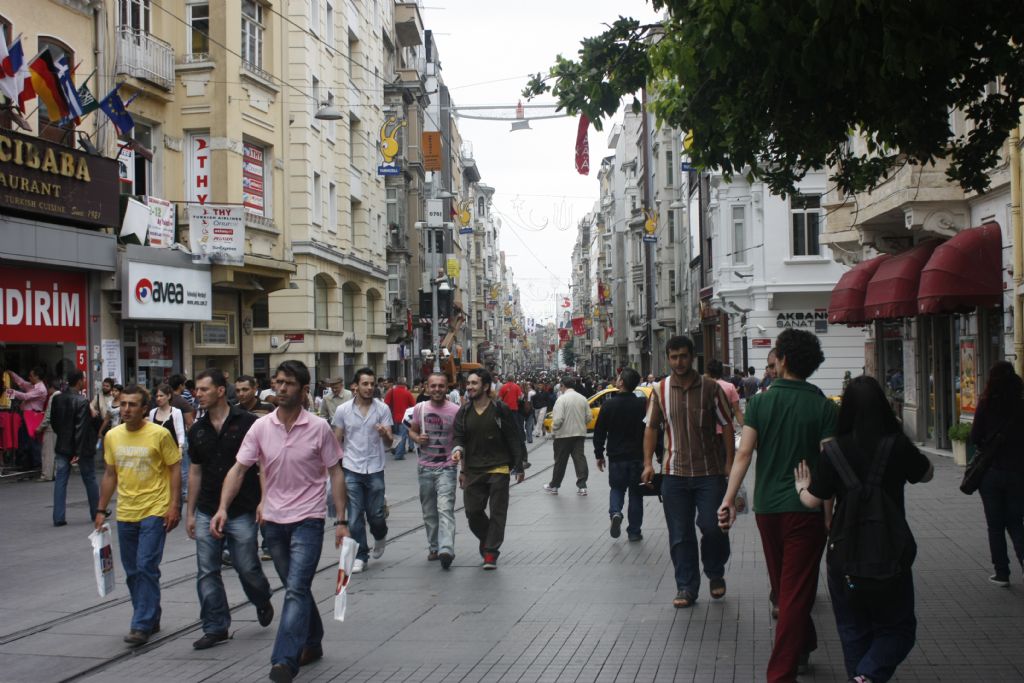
[
  {"left": 221, "top": 549, "right": 232, "bottom": 567},
  {"left": 192, "top": 632, "right": 229, "bottom": 650},
  {"left": 577, "top": 487, "right": 588, "bottom": 496},
  {"left": 439, "top": 552, "right": 453, "bottom": 570},
  {"left": 257, "top": 601, "right": 274, "bottom": 627},
  {"left": 269, "top": 664, "right": 294, "bottom": 682},
  {"left": 849, "top": 676, "right": 874, "bottom": 683},
  {"left": 123, "top": 629, "right": 150, "bottom": 646},
  {"left": 371, "top": 537, "right": 387, "bottom": 559},
  {"left": 427, "top": 551, "right": 439, "bottom": 561},
  {"left": 543, "top": 484, "right": 558, "bottom": 494},
  {"left": 990, "top": 574, "right": 1010, "bottom": 587},
  {"left": 352, "top": 559, "right": 366, "bottom": 574},
  {"left": 482, "top": 553, "right": 498, "bottom": 570},
  {"left": 260, "top": 547, "right": 272, "bottom": 561},
  {"left": 610, "top": 514, "right": 623, "bottom": 538},
  {"left": 627, "top": 533, "right": 643, "bottom": 542}
]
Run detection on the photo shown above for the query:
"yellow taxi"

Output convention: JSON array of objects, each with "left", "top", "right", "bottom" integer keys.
[{"left": 543, "top": 385, "right": 654, "bottom": 434}]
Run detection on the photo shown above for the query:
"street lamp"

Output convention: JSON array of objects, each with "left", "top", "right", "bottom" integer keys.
[{"left": 431, "top": 272, "right": 451, "bottom": 373}]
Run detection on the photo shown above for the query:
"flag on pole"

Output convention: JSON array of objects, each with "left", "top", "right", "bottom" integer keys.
[
  {"left": 54, "top": 53, "right": 84, "bottom": 124},
  {"left": 574, "top": 114, "right": 590, "bottom": 175},
  {"left": 0, "top": 37, "right": 34, "bottom": 112},
  {"left": 77, "top": 82, "right": 99, "bottom": 116},
  {"left": 29, "top": 49, "right": 72, "bottom": 123},
  {"left": 98, "top": 87, "right": 135, "bottom": 134}
]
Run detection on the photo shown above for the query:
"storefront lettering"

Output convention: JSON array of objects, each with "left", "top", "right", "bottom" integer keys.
[
  {"left": 776, "top": 311, "right": 828, "bottom": 328},
  {"left": 0, "top": 172, "right": 62, "bottom": 198},
  {"left": 0, "top": 133, "right": 91, "bottom": 181},
  {"left": 0, "top": 283, "right": 80, "bottom": 328}
]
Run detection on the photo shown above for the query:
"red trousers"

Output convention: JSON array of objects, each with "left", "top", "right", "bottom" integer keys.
[{"left": 756, "top": 512, "right": 827, "bottom": 683}]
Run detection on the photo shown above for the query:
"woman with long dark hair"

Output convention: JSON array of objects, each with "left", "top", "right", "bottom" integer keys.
[
  {"left": 969, "top": 360, "right": 1024, "bottom": 586},
  {"left": 793, "top": 375, "right": 933, "bottom": 683}
]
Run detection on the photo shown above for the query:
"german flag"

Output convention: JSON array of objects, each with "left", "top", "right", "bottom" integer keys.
[{"left": 29, "top": 49, "right": 70, "bottom": 123}]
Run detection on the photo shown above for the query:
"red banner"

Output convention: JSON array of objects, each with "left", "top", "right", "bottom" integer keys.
[
  {"left": 558, "top": 328, "right": 570, "bottom": 341},
  {"left": 571, "top": 317, "right": 586, "bottom": 336},
  {"left": 575, "top": 115, "right": 590, "bottom": 175},
  {"left": 0, "top": 266, "right": 87, "bottom": 345}
]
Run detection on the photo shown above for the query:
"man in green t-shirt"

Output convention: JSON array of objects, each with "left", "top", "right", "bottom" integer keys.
[{"left": 718, "top": 329, "right": 837, "bottom": 683}]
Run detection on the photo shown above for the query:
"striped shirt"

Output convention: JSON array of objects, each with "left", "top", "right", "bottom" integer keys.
[{"left": 646, "top": 371, "right": 732, "bottom": 477}]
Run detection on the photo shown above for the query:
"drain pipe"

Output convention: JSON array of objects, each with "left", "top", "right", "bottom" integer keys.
[{"left": 1011, "top": 125, "right": 1023, "bottom": 375}]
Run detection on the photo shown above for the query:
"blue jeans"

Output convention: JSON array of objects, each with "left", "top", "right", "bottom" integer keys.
[
  {"left": 194, "top": 510, "right": 272, "bottom": 635},
  {"left": 117, "top": 516, "right": 167, "bottom": 632},
  {"left": 661, "top": 474, "right": 730, "bottom": 599},
  {"left": 393, "top": 423, "right": 409, "bottom": 459},
  {"left": 180, "top": 438, "right": 190, "bottom": 498},
  {"left": 52, "top": 452, "right": 99, "bottom": 524},
  {"left": 344, "top": 469, "right": 388, "bottom": 562},
  {"left": 979, "top": 468, "right": 1024, "bottom": 576},
  {"left": 418, "top": 466, "right": 457, "bottom": 555},
  {"left": 608, "top": 459, "right": 644, "bottom": 536},
  {"left": 524, "top": 413, "right": 535, "bottom": 443},
  {"left": 263, "top": 518, "right": 325, "bottom": 674},
  {"left": 827, "top": 568, "right": 917, "bottom": 682}
]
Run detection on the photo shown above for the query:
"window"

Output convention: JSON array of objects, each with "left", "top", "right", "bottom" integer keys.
[
  {"left": 252, "top": 297, "right": 269, "bottom": 328},
  {"left": 791, "top": 194, "right": 822, "bottom": 256},
  {"left": 119, "top": 122, "right": 154, "bottom": 196},
  {"left": 186, "top": 3, "right": 209, "bottom": 57},
  {"left": 665, "top": 150, "right": 673, "bottom": 186},
  {"left": 667, "top": 210, "right": 675, "bottom": 243},
  {"left": 731, "top": 205, "right": 746, "bottom": 264},
  {"left": 311, "top": 75, "right": 320, "bottom": 129},
  {"left": 194, "top": 313, "right": 236, "bottom": 346},
  {"left": 669, "top": 269, "right": 677, "bottom": 300},
  {"left": 387, "top": 264, "right": 400, "bottom": 303},
  {"left": 328, "top": 181, "right": 337, "bottom": 231},
  {"left": 325, "top": 2, "right": 335, "bottom": 47},
  {"left": 688, "top": 191, "right": 701, "bottom": 258},
  {"left": 349, "top": 119, "right": 359, "bottom": 166},
  {"left": 349, "top": 199, "right": 358, "bottom": 244},
  {"left": 476, "top": 310, "right": 483, "bottom": 330},
  {"left": 386, "top": 188, "right": 398, "bottom": 226},
  {"left": 475, "top": 239, "right": 481, "bottom": 259},
  {"left": 342, "top": 285, "right": 356, "bottom": 333},
  {"left": 366, "top": 292, "right": 378, "bottom": 335},
  {"left": 118, "top": 0, "right": 151, "bottom": 32},
  {"left": 313, "top": 275, "right": 329, "bottom": 329},
  {"left": 241, "top": 0, "right": 264, "bottom": 68},
  {"left": 312, "top": 172, "right": 322, "bottom": 224},
  {"left": 478, "top": 196, "right": 485, "bottom": 215},
  {"left": 310, "top": 0, "right": 320, "bottom": 35}
]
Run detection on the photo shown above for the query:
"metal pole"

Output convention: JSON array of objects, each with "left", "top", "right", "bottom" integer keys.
[{"left": 432, "top": 236, "right": 441, "bottom": 374}]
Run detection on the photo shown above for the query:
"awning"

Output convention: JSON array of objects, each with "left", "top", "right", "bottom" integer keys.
[
  {"left": 863, "top": 241, "right": 940, "bottom": 321},
  {"left": 918, "top": 222, "right": 1003, "bottom": 315},
  {"left": 828, "top": 254, "right": 892, "bottom": 325}
]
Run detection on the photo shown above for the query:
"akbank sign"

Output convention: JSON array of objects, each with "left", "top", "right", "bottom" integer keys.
[
  {"left": 776, "top": 310, "right": 828, "bottom": 334},
  {"left": 126, "top": 261, "right": 211, "bottom": 321}
]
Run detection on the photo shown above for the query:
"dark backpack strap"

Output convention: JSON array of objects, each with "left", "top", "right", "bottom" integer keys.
[
  {"left": 823, "top": 439, "right": 861, "bottom": 490},
  {"left": 865, "top": 434, "right": 897, "bottom": 489}
]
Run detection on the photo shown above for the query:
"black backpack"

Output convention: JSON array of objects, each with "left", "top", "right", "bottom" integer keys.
[{"left": 824, "top": 435, "right": 916, "bottom": 599}]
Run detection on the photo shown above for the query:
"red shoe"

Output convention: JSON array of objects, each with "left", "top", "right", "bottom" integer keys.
[{"left": 482, "top": 553, "right": 497, "bottom": 570}]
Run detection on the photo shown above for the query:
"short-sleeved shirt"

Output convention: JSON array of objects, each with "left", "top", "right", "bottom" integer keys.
[
  {"left": 646, "top": 371, "right": 732, "bottom": 477},
  {"left": 188, "top": 405, "right": 260, "bottom": 517},
  {"left": 741, "top": 376, "right": 760, "bottom": 399},
  {"left": 715, "top": 378, "right": 740, "bottom": 435},
  {"left": 170, "top": 393, "right": 195, "bottom": 417},
  {"left": 744, "top": 378, "right": 838, "bottom": 514},
  {"left": 384, "top": 386, "right": 416, "bottom": 425},
  {"left": 411, "top": 400, "right": 459, "bottom": 469},
  {"left": 497, "top": 382, "right": 523, "bottom": 412},
  {"left": 104, "top": 422, "right": 182, "bottom": 522},
  {"left": 333, "top": 399, "right": 393, "bottom": 474},
  {"left": 235, "top": 408, "right": 343, "bottom": 523},
  {"left": 808, "top": 432, "right": 930, "bottom": 512}
]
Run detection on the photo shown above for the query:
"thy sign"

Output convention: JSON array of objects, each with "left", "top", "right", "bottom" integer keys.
[{"left": 426, "top": 199, "right": 443, "bottom": 227}]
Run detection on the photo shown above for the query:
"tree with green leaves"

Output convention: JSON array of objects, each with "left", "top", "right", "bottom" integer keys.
[
  {"left": 561, "top": 338, "right": 578, "bottom": 368},
  {"left": 524, "top": 1, "right": 1024, "bottom": 197}
]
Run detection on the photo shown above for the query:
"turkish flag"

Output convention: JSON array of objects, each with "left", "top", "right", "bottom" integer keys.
[
  {"left": 571, "top": 317, "right": 586, "bottom": 336},
  {"left": 575, "top": 115, "right": 590, "bottom": 175}
]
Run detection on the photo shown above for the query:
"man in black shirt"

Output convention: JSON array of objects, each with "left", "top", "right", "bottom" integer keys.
[
  {"left": 593, "top": 368, "right": 648, "bottom": 541},
  {"left": 185, "top": 368, "right": 273, "bottom": 650}
]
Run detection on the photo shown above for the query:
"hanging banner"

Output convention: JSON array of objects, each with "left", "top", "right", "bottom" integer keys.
[
  {"left": 574, "top": 115, "right": 590, "bottom": 175},
  {"left": 959, "top": 337, "right": 977, "bottom": 417},
  {"left": 642, "top": 209, "right": 658, "bottom": 243},
  {"left": 571, "top": 317, "right": 586, "bottom": 336},
  {"left": 242, "top": 142, "right": 265, "bottom": 215},
  {"left": 446, "top": 257, "right": 460, "bottom": 278},
  {"left": 378, "top": 116, "right": 406, "bottom": 176},
  {"left": 187, "top": 132, "right": 211, "bottom": 205},
  {"left": 189, "top": 204, "right": 245, "bottom": 264},
  {"left": 147, "top": 196, "right": 176, "bottom": 248},
  {"left": 456, "top": 199, "right": 473, "bottom": 234},
  {"left": 422, "top": 131, "right": 442, "bottom": 171}
]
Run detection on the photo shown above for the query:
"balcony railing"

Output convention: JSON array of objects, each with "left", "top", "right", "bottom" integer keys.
[{"left": 115, "top": 26, "right": 174, "bottom": 91}]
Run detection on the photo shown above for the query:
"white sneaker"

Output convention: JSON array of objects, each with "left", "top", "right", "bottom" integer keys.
[
  {"left": 577, "top": 488, "right": 588, "bottom": 496},
  {"left": 543, "top": 484, "right": 558, "bottom": 495},
  {"left": 352, "top": 559, "right": 366, "bottom": 574},
  {"left": 371, "top": 537, "right": 387, "bottom": 559}
]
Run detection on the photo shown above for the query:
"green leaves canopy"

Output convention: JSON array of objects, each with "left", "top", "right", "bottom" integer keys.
[{"left": 524, "top": 0, "right": 1024, "bottom": 197}]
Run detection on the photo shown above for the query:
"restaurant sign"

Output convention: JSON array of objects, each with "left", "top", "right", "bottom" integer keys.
[{"left": 0, "top": 129, "right": 119, "bottom": 228}]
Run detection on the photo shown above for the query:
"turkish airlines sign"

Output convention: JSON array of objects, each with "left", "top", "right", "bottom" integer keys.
[
  {"left": 125, "top": 261, "right": 211, "bottom": 321},
  {"left": 0, "top": 267, "right": 87, "bottom": 344}
]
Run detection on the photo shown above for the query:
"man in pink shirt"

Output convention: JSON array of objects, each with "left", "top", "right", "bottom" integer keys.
[
  {"left": 383, "top": 376, "right": 416, "bottom": 460},
  {"left": 7, "top": 366, "right": 48, "bottom": 469},
  {"left": 212, "top": 360, "right": 349, "bottom": 683}
]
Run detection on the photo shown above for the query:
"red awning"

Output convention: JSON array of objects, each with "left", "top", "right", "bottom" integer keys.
[
  {"left": 863, "top": 241, "right": 940, "bottom": 321},
  {"left": 828, "top": 254, "right": 892, "bottom": 325},
  {"left": 918, "top": 222, "right": 1003, "bottom": 315}
]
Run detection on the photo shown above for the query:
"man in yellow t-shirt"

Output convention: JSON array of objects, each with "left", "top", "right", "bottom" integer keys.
[{"left": 94, "top": 384, "right": 181, "bottom": 646}]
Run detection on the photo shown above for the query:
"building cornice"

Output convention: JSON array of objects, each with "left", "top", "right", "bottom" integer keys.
[{"left": 292, "top": 240, "right": 388, "bottom": 280}]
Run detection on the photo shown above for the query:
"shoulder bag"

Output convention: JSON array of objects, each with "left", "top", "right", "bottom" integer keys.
[{"left": 960, "top": 417, "right": 1010, "bottom": 495}]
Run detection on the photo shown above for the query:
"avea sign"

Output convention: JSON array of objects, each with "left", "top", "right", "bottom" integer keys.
[
  {"left": 125, "top": 262, "right": 211, "bottom": 321},
  {"left": 134, "top": 277, "right": 185, "bottom": 305}
]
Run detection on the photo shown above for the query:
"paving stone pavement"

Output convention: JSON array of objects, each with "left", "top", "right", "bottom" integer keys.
[{"left": 0, "top": 438, "right": 1022, "bottom": 682}]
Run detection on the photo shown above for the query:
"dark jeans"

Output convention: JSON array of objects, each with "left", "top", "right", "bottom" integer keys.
[
  {"left": 263, "top": 518, "right": 325, "bottom": 674},
  {"left": 343, "top": 469, "right": 388, "bottom": 562},
  {"left": 194, "top": 510, "right": 271, "bottom": 635},
  {"left": 979, "top": 468, "right": 1024, "bottom": 576},
  {"left": 660, "top": 474, "right": 729, "bottom": 599},
  {"left": 53, "top": 452, "right": 99, "bottom": 524},
  {"left": 756, "top": 512, "right": 827, "bottom": 683},
  {"left": 117, "top": 516, "right": 167, "bottom": 632},
  {"left": 608, "top": 459, "right": 644, "bottom": 536},
  {"left": 551, "top": 436, "right": 588, "bottom": 489},
  {"left": 463, "top": 472, "right": 510, "bottom": 556},
  {"left": 827, "top": 568, "right": 917, "bottom": 683}
]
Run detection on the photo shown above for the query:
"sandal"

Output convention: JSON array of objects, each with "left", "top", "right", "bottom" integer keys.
[
  {"left": 710, "top": 578, "right": 727, "bottom": 599},
  {"left": 672, "top": 590, "right": 695, "bottom": 608}
]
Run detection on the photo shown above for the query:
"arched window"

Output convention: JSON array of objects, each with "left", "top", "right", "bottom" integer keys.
[
  {"left": 314, "top": 275, "right": 330, "bottom": 329},
  {"left": 477, "top": 196, "right": 486, "bottom": 216},
  {"left": 36, "top": 37, "right": 76, "bottom": 144}
]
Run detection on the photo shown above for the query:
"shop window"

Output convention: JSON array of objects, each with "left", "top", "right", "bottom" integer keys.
[
  {"left": 791, "top": 194, "right": 822, "bottom": 256},
  {"left": 195, "top": 313, "right": 236, "bottom": 346},
  {"left": 36, "top": 38, "right": 76, "bottom": 144},
  {"left": 252, "top": 297, "right": 269, "bottom": 329}
]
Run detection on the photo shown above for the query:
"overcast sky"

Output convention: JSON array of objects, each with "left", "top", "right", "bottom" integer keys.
[{"left": 423, "top": 1, "right": 660, "bottom": 321}]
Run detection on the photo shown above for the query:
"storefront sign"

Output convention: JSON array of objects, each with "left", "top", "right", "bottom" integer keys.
[
  {"left": 0, "top": 266, "right": 87, "bottom": 345},
  {"left": 188, "top": 204, "right": 245, "bottom": 265},
  {"left": 959, "top": 337, "right": 977, "bottom": 417},
  {"left": 0, "top": 129, "right": 119, "bottom": 228},
  {"left": 242, "top": 142, "right": 265, "bottom": 215},
  {"left": 284, "top": 333, "right": 305, "bottom": 343},
  {"left": 776, "top": 310, "right": 829, "bottom": 334},
  {"left": 147, "top": 197, "right": 176, "bottom": 248},
  {"left": 125, "top": 261, "right": 211, "bottom": 321},
  {"left": 378, "top": 117, "right": 406, "bottom": 176},
  {"left": 751, "top": 337, "right": 773, "bottom": 348},
  {"left": 426, "top": 199, "right": 443, "bottom": 228},
  {"left": 101, "top": 339, "right": 123, "bottom": 384},
  {"left": 187, "top": 132, "right": 211, "bottom": 205}
]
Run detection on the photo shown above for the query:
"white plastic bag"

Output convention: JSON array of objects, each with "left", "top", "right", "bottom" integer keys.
[
  {"left": 89, "top": 525, "right": 116, "bottom": 597},
  {"left": 735, "top": 484, "right": 750, "bottom": 515},
  {"left": 333, "top": 537, "right": 358, "bottom": 622}
]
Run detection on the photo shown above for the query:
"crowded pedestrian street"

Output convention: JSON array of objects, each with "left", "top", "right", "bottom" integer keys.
[{"left": 0, "top": 436, "right": 1020, "bottom": 682}]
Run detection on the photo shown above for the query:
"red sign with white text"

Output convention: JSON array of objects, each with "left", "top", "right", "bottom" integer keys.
[{"left": 0, "top": 267, "right": 87, "bottom": 345}]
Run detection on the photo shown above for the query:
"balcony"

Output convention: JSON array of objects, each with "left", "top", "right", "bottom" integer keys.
[
  {"left": 115, "top": 27, "right": 174, "bottom": 91},
  {"left": 394, "top": 2, "right": 424, "bottom": 47}
]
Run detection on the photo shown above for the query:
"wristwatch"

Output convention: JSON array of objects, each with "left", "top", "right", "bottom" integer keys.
[
  {"left": 98, "top": 509, "right": 112, "bottom": 517},
  {"left": 334, "top": 519, "right": 349, "bottom": 527}
]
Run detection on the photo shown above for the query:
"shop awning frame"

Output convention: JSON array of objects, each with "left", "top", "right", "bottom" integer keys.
[
  {"left": 918, "top": 222, "right": 1003, "bottom": 315},
  {"left": 828, "top": 254, "right": 892, "bottom": 325},
  {"left": 863, "top": 241, "right": 940, "bottom": 321}
]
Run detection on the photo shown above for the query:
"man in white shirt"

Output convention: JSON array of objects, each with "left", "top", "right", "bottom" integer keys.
[
  {"left": 544, "top": 378, "right": 592, "bottom": 496},
  {"left": 332, "top": 367, "right": 394, "bottom": 574}
]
